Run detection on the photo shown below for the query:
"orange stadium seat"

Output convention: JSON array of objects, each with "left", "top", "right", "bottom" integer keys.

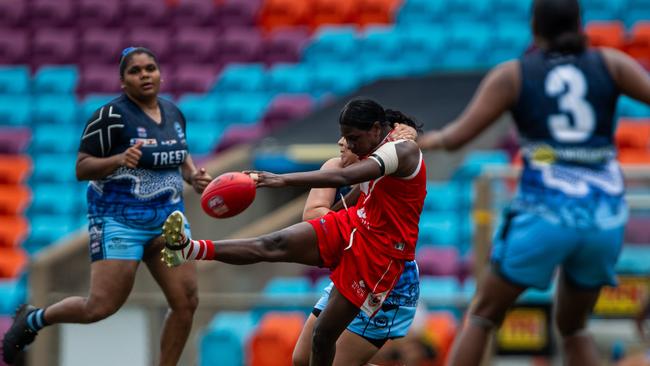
[
  {"left": 259, "top": 0, "right": 313, "bottom": 32},
  {"left": 585, "top": 21, "right": 626, "bottom": 49},
  {"left": 424, "top": 311, "right": 458, "bottom": 366},
  {"left": 310, "top": 0, "right": 358, "bottom": 29},
  {"left": 626, "top": 21, "right": 650, "bottom": 69},
  {"left": 615, "top": 119, "right": 650, "bottom": 150},
  {"left": 0, "top": 154, "right": 32, "bottom": 185},
  {"left": 0, "top": 215, "right": 29, "bottom": 248},
  {"left": 618, "top": 150, "right": 650, "bottom": 165},
  {"left": 0, "top": 247, "right": 28, "bottom": 278},
  {"left": 354, "top": 0, "right": 402, "bottom": 26},
  {"left": 0, "top": 184, "right": 31, "bottom": 215},
  {"left": 249, "top": 312, "right": 305, "bottom": 366}
]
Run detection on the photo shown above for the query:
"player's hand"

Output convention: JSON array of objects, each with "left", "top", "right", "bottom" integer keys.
[
  {"left": 244, "top": 170, "right": 286, "bottom": 188},
  {"left": 190, "top": 168, "right": 212, "bottom": 194},
  {"left": 391, "top": 123, "right": 418, "bottom": 141},
  {"left": 121, "top": 140, "right": 143, "bottom": 168}
]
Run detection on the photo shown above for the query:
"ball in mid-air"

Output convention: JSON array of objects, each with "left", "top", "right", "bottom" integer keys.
[{"left": 200, "top": 172, "right": 256, "bottom": 218}]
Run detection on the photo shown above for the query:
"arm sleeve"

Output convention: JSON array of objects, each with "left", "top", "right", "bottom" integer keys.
[
  {"left": 78, "top": 105, "right": 125, "bottom": 157},
  {"left": 369, "top": 140, "right": 401, "bottom": 176}
]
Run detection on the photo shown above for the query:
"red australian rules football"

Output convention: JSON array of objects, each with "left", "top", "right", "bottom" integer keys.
[{"left": 200, "top": 172, "right": 256, "bottom": 218}]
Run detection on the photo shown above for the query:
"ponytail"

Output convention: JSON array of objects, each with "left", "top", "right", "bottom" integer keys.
[
  {"left": 547, "top": 32, "right": 587, "bottom": 54},
  {"left": 385, "top": 109, "right": 423, "bottom": 133}
]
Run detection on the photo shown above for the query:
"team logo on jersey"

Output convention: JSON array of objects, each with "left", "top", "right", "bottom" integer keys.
[
  {"left": 137, "top": 127, "right": 147, "bottom": 138},
  {"left": 361, "top": 290, "right": 388, "bottom": 315},
  {"left": 160, "top": 139, "right": 178, "bottom": 146},
  {"left": 174, "top": 122, "right": 185, "bottom": 139},
  {"left": 130, "top": 138, "right": 158, "bottom": 147}
]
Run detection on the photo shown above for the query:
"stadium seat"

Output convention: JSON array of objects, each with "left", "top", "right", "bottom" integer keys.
[
  {"left": 0, "top": 279, "right": 27, "bottom": 315},
  {"left": 177, "top": 94, "right": 221, "bottom": 123},
  {"left": 211, "top": 63, "right": 268, "bottom": 95},
  {"left": 172, "top": 27, "right": 220, "bottom": 64},
  {"left": 424, "top": 311, "right": 458, "bottom": 365},
  {"left": 29, "top": 183, "right": 82, "bottom": 216},
  {"left": 264, "top": 276, "right": 313, "bottom": 295},
  {"left": 488, "top": 21, "right": 531, "bottom": 66},
  {"left": 249, "top": 312, "right": 305, "bottom": 366},
  {"left": 0, "top": 0, "right": 26, "bottom": 26},
  {"left": 79, "top": 65, "right": 122, "bottom": 95},
  {"left": 260, "top": 27, "right": 310, "bottom": 65},
  {"left": 0, "top": 248, "right": 28, "bottom": 278},
  {"left": 0, "top": 66, "right": 29, "bottom": 94},
  {"left": 359, "top": 26, "right": 403, "bottom": 64},
  {"left": 424, "top": 181, "right": 469, "bottom": 211},
  {"left": 440, "top": 22, "right": 490, "bottom": 70},
  {"left": 32, "top": 153, "right": 78, "bottom": 183},
  {"left": 624, "top": 0, "right": 650, "bottom": 28},
  {"left": 186, "top": 121, "right": 223, "bottom": 155},
  {"left": 32, "top": 95, "right": 79, "bottom": 127},
  {"left": 262, "top": 94, "right": 314, "bottom": 131},
  {"left": 354, "top": 0, "right": 400, "bottom": 26},
  {"left": 419, "top": 276, "right": 461, "bottom": 309},
  {"left": 310, "top": 62, "right": 361, "bottom": 97},
  {"left": 80, "top": 94, "right": 120, "bottom": 122},
  {"left": 0, "top": 95, "right": 31, "bottom": 126},
  {"left": 615, "top": 119, "right": 650, "bottom": 150},
  {"left": 200, "top": 311, "right": 256, "bottom": 366},
  {"left": 30, "top": 0, "right": 75, "bottom": 27},
  {"left": 33, "top": 66, "right": 80, "bottom": 95},
  {"left": 122, "top": 0, "right": 170, "bottom": 27},
  {"left": 585, "top": 21, "right": 626, "bottom": 49},
  {"left": 80, "top": 28, "right": 125, "bottom": 66},
  {"left": 445, "top": 0, "right": 489, "bottom": 21},
  {"left": 625, "top": 216, "right": 650, "bottom": 244},
  {"left": 487, "top": 0, "right": 529, "bottom": 21},
  {"left": 215, "top": 0, "right": 262, "bottom": 28},
  {"left": 303, "top": 26, "right": 358, "bottom": 65},
  {"left": 0, "top": 29, "right": 29, "bottom": 64},
  {"left": 452, "top": 150, "right": 510, "bottom": 180},
  {"left": 267, "top": 64, "right": 312, "bottom": 94},
  {"left": 581, "top": 0, "right": 625, "bottom": 23},
  {"left": 125, "top": 27, "right": 172, "bottom": 64},
  {"left": 0, "top": 215, "right": 30, "bottom": 248},
  {"left": 416, "top": 246, "right": 460, "bottom": 277},
  {"left": 0, "top": 184, "right": 31, "bottom": 216},
  {"left": 32, "top": 28, "right": 78, "bottom": 67},
  {"left": 398, "top": 24, "right": 446, "bottom": 74},
  {"left": 626, "top": 21, "right": 650, "bottom": 69},
  {"left": 78, "top": 0, "right": 123, "bottom": 27},
  {"left": 259, "top": 0, "right": 312, "bottom": 32},
  {"left": 0, "top": 127, "right": 31, "bottom": 154},
  {"left": 617, "top": 245, "right": 650, "bottom": 275},
  {"left": 24, "top": 214, "right": 77, "bottom": 254},
  {"left": 0, "top": 155, "right": 32, "bottom": 185},
  {"left": 219, "top": 92, "right": 271, "bottom": 125},
  {"left": 172, "top": 0, "right": 218, "bottom": 27},
  {"left": 310, "top": 0, "right": 357, "bottom": 29},
  {"left": 172, "top": 64, "right": 220, "bottom": 94},
  {"left": 617, "top": 95, "right": 650, "bottom": 118},
  {"left": 396, "top": 0, "right": 444, "bottom": 24},
  {"left": 216, "top": 28, "right": 264, "bottom": 66},
  {"left": 359, "top": 59, "right": 413, "bottom": 83},
  {"left": 216, "top": 123, "right": 266, "bottom": 152}
]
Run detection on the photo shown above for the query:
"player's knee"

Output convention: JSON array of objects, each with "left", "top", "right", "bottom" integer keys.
[
  {"left": 291, "top": 349, "right": 309, "bottom": 366},
  {"left": 259, "top": 231, "right": 289, "bottom": 260},
  {"left": 168, "top": 287, "right": 199, "bottom": 318},
  {"left": 311, "top": 322, "right": 336, "bottom": 355},
  {"left": 84, "top": 302, "right": 120, "bottom": 323},
  {"left": 470, "top": 295, "right": 508, "bottom": 327}
]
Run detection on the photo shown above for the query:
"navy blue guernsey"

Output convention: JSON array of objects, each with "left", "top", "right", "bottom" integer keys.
[
  {"left": 509, "top": 49, "right": 627, "bottom": 229},
  {"left": 79, "top": 95, "right": 189, "bottom": 228}
]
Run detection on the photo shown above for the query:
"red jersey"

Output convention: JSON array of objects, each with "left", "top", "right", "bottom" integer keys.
[{"left": 350, "top": 142, "right": 427, "bottom": 260}]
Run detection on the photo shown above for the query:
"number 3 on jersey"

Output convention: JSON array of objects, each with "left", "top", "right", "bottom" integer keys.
[{"left": 545, "top": 65, "right": 596, "bottom": 143}]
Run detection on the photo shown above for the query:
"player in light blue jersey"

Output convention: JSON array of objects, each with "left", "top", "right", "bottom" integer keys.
[
  {"left": 2, "top": 47, "right": 212, "bottom": 366},
  {"left": 293, "top": 122, "right": 420, "bottom": 366},
  {"left": 419, "top": 0, "right": 650, "bottom": 365}
]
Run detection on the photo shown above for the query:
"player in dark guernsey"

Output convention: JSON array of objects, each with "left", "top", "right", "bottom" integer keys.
[
  {"left": 418, "top": 0, "right": 650, "bottom": 365},
  {"left": 2, "top": 47, "right": 212, "bottom": 366},
  {"left": 294, "top": 126, "right": 421, "bottom": 366}
]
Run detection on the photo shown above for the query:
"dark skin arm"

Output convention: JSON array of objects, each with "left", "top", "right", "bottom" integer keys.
[
  {"left": 251, "top": 141, "right": 421, "bottom": 188},
  {"left": 76, "top": 140, "right": 144, "bottom": 181},
  {"left": 418, "top": 61, "right": 520, "bottom": 151},
  {"left": 600, "top": 47, "right": 650, "bottom": 105}
]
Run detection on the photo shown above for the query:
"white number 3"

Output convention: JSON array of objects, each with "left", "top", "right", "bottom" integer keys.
[{"left": 545, "top": 65, "right": 595, "bottom": 143}]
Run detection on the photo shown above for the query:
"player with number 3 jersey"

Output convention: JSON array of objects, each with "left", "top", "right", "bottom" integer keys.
[{"left": 419, "top": 0, "right": 650, "bottom": 365}]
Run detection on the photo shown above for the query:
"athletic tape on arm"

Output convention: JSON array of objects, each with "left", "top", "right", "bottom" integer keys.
[{"left": 369, "top": 141, "right": 400, "bottom": 176}]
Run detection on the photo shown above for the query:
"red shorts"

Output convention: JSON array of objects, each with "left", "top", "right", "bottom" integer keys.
[{"left": 307, "top": 209, "right": 404, "bottom": 316}]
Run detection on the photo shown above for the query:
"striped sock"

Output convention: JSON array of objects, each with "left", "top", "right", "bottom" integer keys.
[
  {"left": 26, "top": 308, "right": 48, "bottom": 333},
  {"left": 181, "top": 240, "right": 215, "bottom": 261}
]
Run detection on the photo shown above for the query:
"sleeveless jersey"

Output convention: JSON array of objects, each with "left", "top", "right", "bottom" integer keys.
[
  {"left": 510, "top": 49, "right": 627, "bottom": 229},
  {"left": 351, "top": 140, "right": 427, "bottom": 260},
  {"left": 79, "top": 95, "right": 189, "bottom": 228}
]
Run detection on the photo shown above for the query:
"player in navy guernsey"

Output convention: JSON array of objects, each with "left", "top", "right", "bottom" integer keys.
[
  {"left": 419, "top": 1, "right": 650, "bottom": 365},
  {"left": 2, "top": 47, "right": 212, "bottom": 366}
]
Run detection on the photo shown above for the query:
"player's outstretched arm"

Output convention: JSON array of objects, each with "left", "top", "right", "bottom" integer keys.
[
  {"left": 418, "top": 61, "right": 520, "bottom": 151},
  {"left": 181, "top": 153, "right": 212, "bottom": 194},
  {"left": 601, "top": 48, "right": 650, "bottom": 106}
]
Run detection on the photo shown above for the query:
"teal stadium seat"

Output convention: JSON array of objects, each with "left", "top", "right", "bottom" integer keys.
[
  {"left": 461, "top": 277, "right": 476, "bottom": 301},
  {"left": 445, "top": 0, "right": 489, "bottom": 21},
  {"left": 625, "top": 1, "right": 650, "bottom": 28},
  {"left": 0, "top": 279, "right": 27, "bottom": 315},
  {"left": 200, "top": 311, "right": 255, "bottom": 366},
  {"left": 32, "top": 95, "right": 78, "bottom": 126},
  {"left": 186, "top": 121, "right": 223, "bottom": 155},
  {"left": 80, "top": 94, "right": 119, "bottom": 123},
  {"left": 418, "top": 211, "right": 468, "bottom": 247},
  {"left": 398, "top": 24, "right": 446, "bottom": 74},
  {"left": 33, "top": 65, "right": 79, "bottom": 94},
  {"left": 0, "top": 95, "right": 31, "bottom": 126},
  {"left": 617, "top": 95, "right": 650, "bottom": 118},
  {"left": 32, "top": 124, "right": 78, "bottom": 154},
  {"left": 219, "top": 92, "right": 271, "bottom": 126},
  {"left": 397, "top": 0, "right": 445, "bottom": 24},
  {"left": 253, "top": 276, "right": 313, "bottom": 321},
  {"left": 310, "top": 63, "right": 361, "bottom": 97},
  {"left": 268, "top": 63, "right": 312, "bottom": 94},
  {"left": 29, "top": 183, "right": 80, "bottom": 215},
  {"left": 424, "top": 181, "right": 471, "bottom": 211},
  {"left": 25, "top": 214, "right": 77, "bottom": 254},
  {"left": 581, "top": 0, "right": 625, "bottom": 23},
  {"left": 211, "top": 63, "right": 267, "bottom": 95},
  {"left": 616, "top": 245, "right": 650, "bottom": 275},
  {"left": 177, "top": 94, "right": 220, "bottom": 123},
  {"left": 488, "top": 21, "right": 531, "bottom": 66},
  {"left": 359, "top": 26, "right": 402, "bottom": 64},
  {"left": 0, "top": 66, "right": 29, "bottom": 94},
  {"left": 313, "top": 275, "right": 332, "bottom": 294},
  {"left": 419, "top": 275, "right": 461, "bottom": 310},
  {"left": 440, "top": 22, "right": 491, "bottom": 70},
  {"left": 303, "top": 26, "right": 358, "bottom": 65},
  {"left": 32, "top": 153, "right": 77, "bottom": 183},
  {"left": 360, "top": 60, "right": 414, "bottom": 83},
  {"left": 452, "top": 150, "right": 510, "bottom": 180},
  {"left": 487, "top": 0, "right": 529, "bottom": 21}
]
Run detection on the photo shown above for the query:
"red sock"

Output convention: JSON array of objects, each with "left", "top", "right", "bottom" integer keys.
[{"left": 182, "top": 240, "right": 215, "bottom": 260}]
